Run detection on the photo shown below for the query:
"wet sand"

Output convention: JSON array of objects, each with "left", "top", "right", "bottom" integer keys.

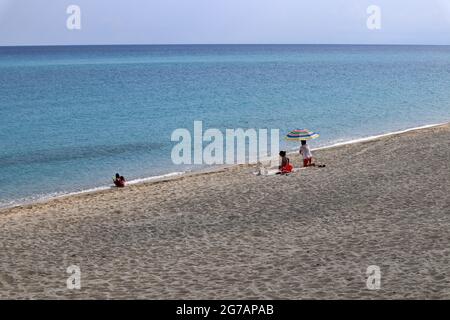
[{"left": 1, "top": 123, "right": 449, "bottom": 299}]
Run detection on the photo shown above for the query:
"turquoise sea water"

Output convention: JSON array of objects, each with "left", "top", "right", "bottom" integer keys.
[{"left": 1, "top": 45, "right": 449, "bottom": 207}]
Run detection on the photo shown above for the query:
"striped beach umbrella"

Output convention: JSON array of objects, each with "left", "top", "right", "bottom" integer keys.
[{"left": 285, "top": 128, "right": 319, "bottom": 141}]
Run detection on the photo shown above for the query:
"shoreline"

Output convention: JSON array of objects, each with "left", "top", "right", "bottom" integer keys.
[
  {"left": 1, "top": 120, "right": 448, "bottom": 212},
  {"left": 1, "top": 121, "right": 449, "bottom": 298}
]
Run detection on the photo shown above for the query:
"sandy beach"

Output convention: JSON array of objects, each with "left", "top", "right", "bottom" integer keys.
[{"left": 0, "top": 123, "right": 449, "bottom": 299}]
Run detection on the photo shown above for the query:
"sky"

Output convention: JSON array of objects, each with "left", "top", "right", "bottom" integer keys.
[{"left": 0, "top": 0, "right": 450, "bottom": 46}]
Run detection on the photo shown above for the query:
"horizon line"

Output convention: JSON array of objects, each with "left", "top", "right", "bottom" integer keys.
[{"left": 2, "top": 43, "right": 450, "bottom": 48}]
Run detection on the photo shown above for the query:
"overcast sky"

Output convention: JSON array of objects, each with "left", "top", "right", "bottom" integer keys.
[{"left": 1, "top": 0, "right": 450, "bottom": 46}]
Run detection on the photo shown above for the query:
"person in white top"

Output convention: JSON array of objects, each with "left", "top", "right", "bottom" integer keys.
[{"left": 299, "top": 140, "right": 315, "bottom": 167}]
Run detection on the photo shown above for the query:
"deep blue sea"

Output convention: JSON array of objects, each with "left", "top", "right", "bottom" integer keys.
[{"left": 1, "top": 45, "right": 450, "bottom": 207}]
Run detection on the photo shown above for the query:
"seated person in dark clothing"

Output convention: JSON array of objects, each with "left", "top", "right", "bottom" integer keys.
[{"left": 113, "top": 173, "right": 126, "bottom": 187}]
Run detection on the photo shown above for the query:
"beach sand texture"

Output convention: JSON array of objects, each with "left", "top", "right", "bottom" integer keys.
[{"left": 0, "top": 124, "right": 449, "bottom": 299}]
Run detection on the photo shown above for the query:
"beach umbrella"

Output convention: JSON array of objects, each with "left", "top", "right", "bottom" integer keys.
[{"left": 285, "top": 128, "right": 319, "bottom": 141}]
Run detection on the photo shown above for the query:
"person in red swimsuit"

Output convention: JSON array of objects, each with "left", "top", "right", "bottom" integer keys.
[{"left": 278, "top": 151, "right": 293, "bottom": 174}]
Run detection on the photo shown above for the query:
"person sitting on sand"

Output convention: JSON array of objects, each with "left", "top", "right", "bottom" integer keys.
[
  {"left": 278, "top": 151, "right": 293, "bottom": 174},
  {"left": 113, "top": 173, "right": 126, "bottom": 187},
  {"left": 299, "top": 140, "right": 315, "bottom": 167}
]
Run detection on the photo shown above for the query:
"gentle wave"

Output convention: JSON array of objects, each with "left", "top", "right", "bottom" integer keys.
[
  {"left": 284, "top": 122, "right": 448, "bottom": 152},
  {"left": 312, "top": 122, "right": 448, "bottom": 151}
]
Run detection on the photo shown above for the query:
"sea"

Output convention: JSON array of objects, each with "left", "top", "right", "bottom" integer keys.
[{"left": 1, "top": 44, "right": 449, "bottom": 208}]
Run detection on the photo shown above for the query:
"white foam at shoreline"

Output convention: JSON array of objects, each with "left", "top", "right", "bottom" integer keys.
[
  {"left": 1, "top": 121, "right": 448, "bottom": 211},
  {"left": 311, "top": 122, "right": 448, "bottom": 152},
  {"left": 279, "top": 122, "right": 448, "bottom": 164},
  {"left": 0, "top": 171, "right": 186, "bottom": 210},
  {"left": 125, "top": 171, "right": 186, "bottom": 185}
]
